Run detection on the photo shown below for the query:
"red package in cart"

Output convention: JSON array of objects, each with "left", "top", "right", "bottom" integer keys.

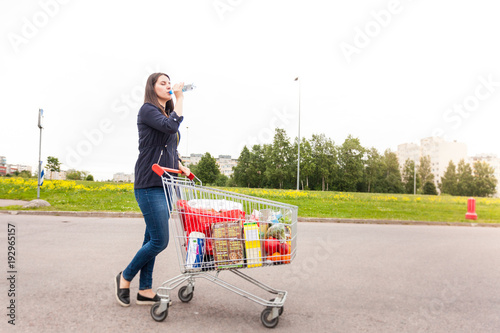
[{"left": 177, "top": 200, "right": 245, "bottom": 255}]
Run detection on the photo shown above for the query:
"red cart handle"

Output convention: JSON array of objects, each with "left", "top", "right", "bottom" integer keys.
[{"left": 152, "top": 164, "right": 195, "bottom": 180}]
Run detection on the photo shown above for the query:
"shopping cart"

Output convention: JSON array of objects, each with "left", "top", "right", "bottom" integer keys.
[{"left": 149, "top": 164, "right": 298, "bottom": 328}]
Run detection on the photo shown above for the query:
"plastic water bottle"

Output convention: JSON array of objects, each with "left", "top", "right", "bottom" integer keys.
[{"left": 169, "top": 83, "right": 196, "bottom": 95}]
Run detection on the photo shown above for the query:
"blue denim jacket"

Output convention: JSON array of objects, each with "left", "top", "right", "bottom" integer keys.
[{"left": 134, "top": 103, "right": 183, "bottom": 189}]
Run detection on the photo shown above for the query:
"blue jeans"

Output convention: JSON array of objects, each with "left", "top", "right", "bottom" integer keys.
[{"left": 123, "top": 187, "right": 170, "bottom": 290}]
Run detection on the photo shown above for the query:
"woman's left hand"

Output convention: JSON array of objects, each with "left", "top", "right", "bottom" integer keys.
[{"left": 179, "top": 165, "right": 191, "bottom": 177}]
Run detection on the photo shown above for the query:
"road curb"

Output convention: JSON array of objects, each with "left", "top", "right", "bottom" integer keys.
[
  {"left": 1, "top": 210, "right": 499, "bottom": 227},
  {"left": 298, "top": 217, "right": 500, "bottom": 227},
  {"left": 0, "top": 210, "right": 143, "bottom": 218}
]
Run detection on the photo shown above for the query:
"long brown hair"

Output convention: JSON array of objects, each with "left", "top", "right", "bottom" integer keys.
[{"left": 144, "top": 72, "right": 174, "bottom": 117}]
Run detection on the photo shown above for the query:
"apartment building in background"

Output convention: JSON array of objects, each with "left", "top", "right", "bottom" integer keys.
[
  {"left": 182, "top": 153, "right": 203, "bottom": 166},
  {"left": 46, "top": 170, "right": 67, "bottom": 180},
  {"left": 113, "top": 172, "right": 134, "bottom": 182},
  {"left": 0, "top": 156, "right": 36, "bottom": 176},
  {"left": 217, "top": 155, "right": 238, "bottom": 177},
  {"left": 420, "top": 137, "right": 468, "bottom": 180},
  {"left": 397, "top": 137, "right": 468, "bottom": 183},
  {"left": 0, "top": 163, "right": 33, "bottom": 176},
  {"left": 396, "top": 143, "right": 420, "bottom": 167},
  {"left": 398, "top": 137, "right": 499, "bottom": 196}
]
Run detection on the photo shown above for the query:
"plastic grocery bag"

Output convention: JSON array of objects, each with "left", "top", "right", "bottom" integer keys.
[
  {"left": 187, "top": 199, "right": 243, "bottom": 212},
  {"left": 177, "top": 200, "right": 245, "bottom": 255}
]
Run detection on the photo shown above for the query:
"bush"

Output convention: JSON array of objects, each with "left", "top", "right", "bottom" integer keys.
[
  {"left": 19, "top": 170, "right": 33, "bottom": 178},
  {"left": 86, "top": 175, "right": 94, "bottom": 181},
  {"left": 215, "top": 174, "right": 228, "bottom": 187},
  {"left": 423, "top": 181, "right": 438, "bottom": 195},
  {"left": 66, "top": 171, "right": 82, "bottom": 180},
  {"left": 226, "top": 176, "right": 237, "bottom": 187}
]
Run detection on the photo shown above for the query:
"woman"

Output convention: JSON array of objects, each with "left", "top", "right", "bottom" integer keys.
[{"left": 115, "top": 73, "right": 190, "bottom": 307}]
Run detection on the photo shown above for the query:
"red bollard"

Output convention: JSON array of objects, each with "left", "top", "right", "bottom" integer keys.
[{"left": 465, "top": 197, "right": 478, "bottom": 220}]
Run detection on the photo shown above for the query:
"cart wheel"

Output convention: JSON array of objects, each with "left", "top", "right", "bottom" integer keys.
[
  {"left": 261, "top": 308, "right": 279, "bottom": 328},
  {"left": 150, "top": 302, "right": 168, "bottom": 322},
  {"left": 178, "top": 285, "right": 194, "bottom": 303},
  {"left": 268, "top": 298, "right": 284, "bottom": 316}
]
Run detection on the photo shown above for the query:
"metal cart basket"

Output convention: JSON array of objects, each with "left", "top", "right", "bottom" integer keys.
[{"left": 149, "top": 164, "right": 298, "bottom": 328}]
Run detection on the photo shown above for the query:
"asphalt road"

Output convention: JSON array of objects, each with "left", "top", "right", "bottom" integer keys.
[{"left": 1, "top": 214, "right": 499, "bottom": 332}]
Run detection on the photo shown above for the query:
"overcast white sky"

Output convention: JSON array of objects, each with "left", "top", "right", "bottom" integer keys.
[{"left": 1, "top": 0, "right": 499, "bottom": 180}]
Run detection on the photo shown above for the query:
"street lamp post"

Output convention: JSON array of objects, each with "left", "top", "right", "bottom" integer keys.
[
  {"left": 294, "top": 77, "right": 300, "bottom": 191},
  {"left": 414, "top": 160, "right": 416, "bottom": 195},
  {"left": 414, "top": 154, "right": 419, "bottom": 195},
  {"left": 37, "top": 109, "right": 44, "bottom": 199}
]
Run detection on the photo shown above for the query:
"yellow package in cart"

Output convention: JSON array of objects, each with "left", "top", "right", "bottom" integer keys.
[{"left": 244, "top": 222, "right": 262, "bottom": 268}]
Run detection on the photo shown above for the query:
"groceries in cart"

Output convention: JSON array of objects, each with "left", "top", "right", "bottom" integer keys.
[
  {"left": 177, "top": 199, "right": 245, "bottom": 257},
  {"left": 243, "top": 222, "right": 262, "bottom": 268},
  {"left": 253, "top": 209, "right": 293, "bottom": 265},
  {"left": 212, "top": 221, "right": 245, "bottom": 269},
  {"left": 177, "top": 199, "right": 294, "bottom": 270},
  {"left": 185, "top": 232, "right": 205, "bottom": 271}
]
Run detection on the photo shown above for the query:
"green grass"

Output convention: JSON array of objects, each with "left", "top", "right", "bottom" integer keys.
[
  {"left": 1, "top": 178, "right": 499, "bottom": 223},
  {"left": 219, "top": 188, "right": 500, "bottom": 223},
  {"left": 0, "top": 178, "right": 137, "bottom": 212}
]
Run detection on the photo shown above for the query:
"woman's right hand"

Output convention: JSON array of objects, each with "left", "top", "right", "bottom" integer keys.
[{"left": 172, "top": 82, "right": 184, "bottom": 99}]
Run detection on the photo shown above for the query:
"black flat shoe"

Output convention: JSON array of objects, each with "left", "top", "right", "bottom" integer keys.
[
  {"left": 115, "top": 272, "right": 130, "bottom": 307},
  {"left": 136, "top": 293, "right": 161, "bottom": 305}
]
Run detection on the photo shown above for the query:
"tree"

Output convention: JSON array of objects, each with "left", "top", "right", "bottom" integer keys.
[
  {"left": 296, "top": 137, "right": 315, "bottom": 190},
  {"left": 472, "top": 161, "right": 498, "bottom": 197},
  {"left": 456, "top": 159, "right": 474, "bottom": 196},
  {"left": 374, "top": 150, "right": 404, "bottom": 194},
  {"left": 310, "top": 134, "right": 336, "bottom": 191},
  {"left": 423, "top": 181, "right": 438, "bottom": 195},
  {"left": 231, "top": 144, "right": 267, "bottom": 188},
  {"left": 233, "top": 146, "right": 251, "bottom": 187},
  {"left": 264, "top": 129, "right": 293, "bottom": 189},
  {"left": 86, "top": 174, "right": 94, "bottom": 181},
  {"left": 362, "top": 147, "right": 383, "bottom": 193},
  {"left": 46, "top": 156, "right": 61, "bottom": 180},
  {"left": 418, "top": 155, "right": 434, "bottom": 192},
  {"left": 19, "top": 170, "right": 33, "bottom": 178},
  {"left": 337, "top": 135, "right": 365, "bottom": 192},
  {"left": 248, "top": 144, "right": 267, "bottom": 188},
  {"left": 215, "top": 174, "right": 229, "bottom": 187},
  {"left": 188, "top": 163, "right": 199, "bottom": 177},
  {"left": 439, "top": 161, "right": 458, "bottom": 195},
  {"left": 226, "top": 175, "right": 237, "bottom": 187},
  {"left": 66, "top": 169, "right": 84, "bottom": 180},
  {"left": 193, "top": 152, "right": 220, "bottom": 185},
  {"left": 402, "top": 158, "right": 421, "bottom": 194}
]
